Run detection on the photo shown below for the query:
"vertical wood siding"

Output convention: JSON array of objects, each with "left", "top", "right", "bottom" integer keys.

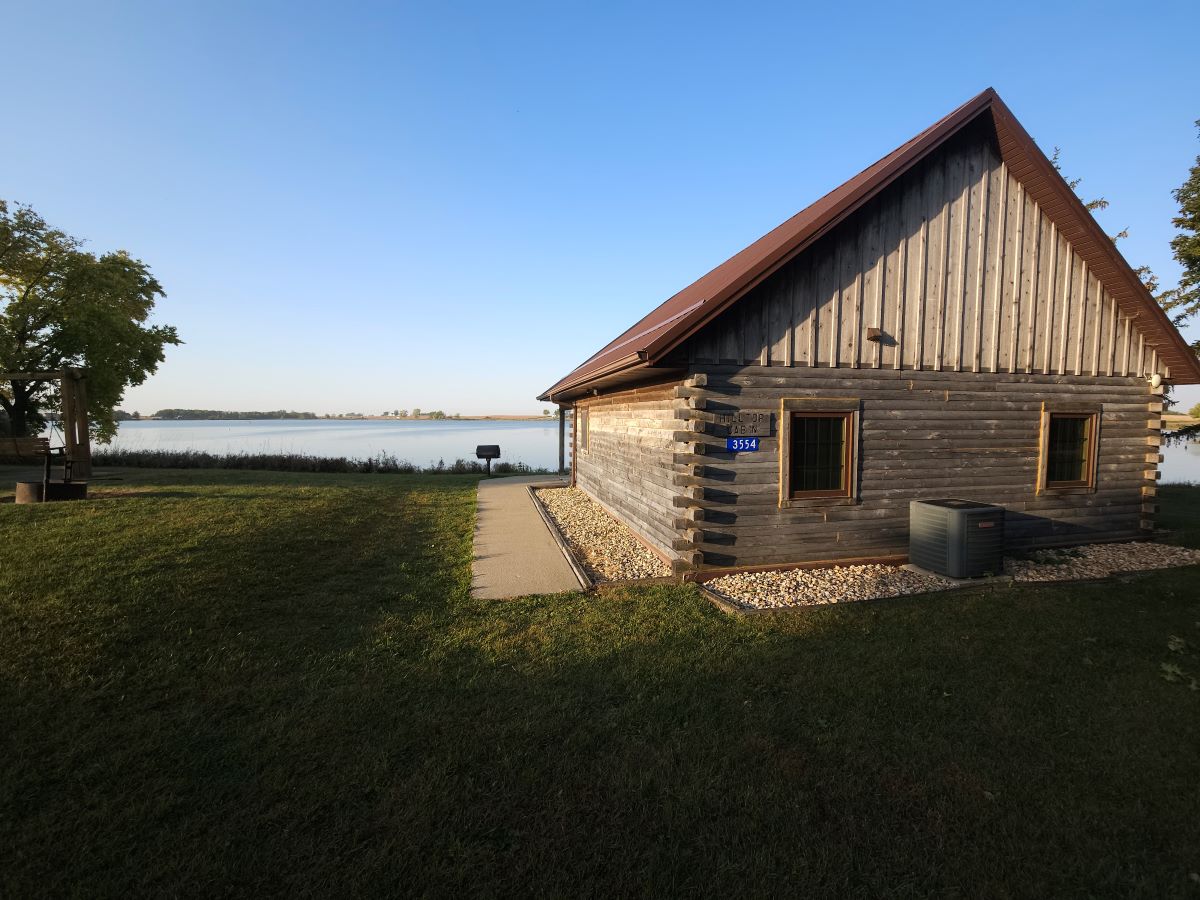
[{"left": 686, "top": 126, "right": 1168, "bottom": 380}]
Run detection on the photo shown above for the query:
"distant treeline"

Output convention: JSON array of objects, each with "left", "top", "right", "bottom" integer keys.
[{"left": 115, "top": 409, "right": 319, "bottom": 421}]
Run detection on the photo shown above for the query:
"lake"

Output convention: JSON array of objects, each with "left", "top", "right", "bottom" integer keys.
[
  {"left": 108, "top": 419, "right": 565, "bottom": 469},
  {"left": 1160, "top": 438, "right": 1200, "bottom": 485},
  {"left": 104, "top": 419, "right": 1200, "bottom": 483}
]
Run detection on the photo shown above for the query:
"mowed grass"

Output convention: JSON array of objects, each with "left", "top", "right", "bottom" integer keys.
[{"left": 2, "top": 468, "right": 1199, "bottom": 897}]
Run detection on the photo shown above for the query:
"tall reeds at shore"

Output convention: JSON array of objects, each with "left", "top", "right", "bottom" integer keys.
[{"left": 91, "top": 449, "right": 551, "bottom": 476}]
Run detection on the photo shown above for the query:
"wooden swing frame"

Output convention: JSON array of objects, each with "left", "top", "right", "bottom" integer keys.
[{"left": 0, "top": 368, "right": 92, "bottom": 477}]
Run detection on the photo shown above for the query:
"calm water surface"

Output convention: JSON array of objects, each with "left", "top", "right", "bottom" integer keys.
[
  {"left": 1161, "top": 438, "right": 1200, "bottom": 485},
  {"left": 107, "top": 419, "right": 1200, "bottom": 483},
  {"left": 109, "top": 419, "right": 563, "bottom": 469}
]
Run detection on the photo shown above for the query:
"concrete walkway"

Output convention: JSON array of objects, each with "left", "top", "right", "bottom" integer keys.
[{"left": 472, "top": 475, "right": 584, "bottom": 599}]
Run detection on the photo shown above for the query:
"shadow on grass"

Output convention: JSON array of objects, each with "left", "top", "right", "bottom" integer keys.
[
  {"left": 1158, "top": 484, "right": 1200, "bottom": 549},
  {"left": 85, "top": 489, "right": 279, "bottom": 501},
  {"left": 1, "top": 478, "right": 1199, "bottom": 896}
]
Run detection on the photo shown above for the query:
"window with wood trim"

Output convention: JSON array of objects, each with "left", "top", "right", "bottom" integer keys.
[
  {"left": 787, "top": 413, "right": 851, "bottom": 497},
  {"left": 1042, "top": 411, "right": 1098, "bottom": 489}
]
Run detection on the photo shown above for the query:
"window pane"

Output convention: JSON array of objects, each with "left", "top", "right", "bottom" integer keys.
[
  {"left": 790, "top": 414, "right": 846, "bottom": 495},
  {"left": 1046, "top": 415, "right": 1090, "bottom": 484}
]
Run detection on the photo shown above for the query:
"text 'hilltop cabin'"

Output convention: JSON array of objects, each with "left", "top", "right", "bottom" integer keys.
[{"left": 538, "top": 88, "right": 1200, "bottom": 577}]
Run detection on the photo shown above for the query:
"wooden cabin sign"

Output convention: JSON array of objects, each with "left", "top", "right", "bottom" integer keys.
[
  {"left": 540, "top": 88, "right": 1200, "bottom": 577},
  {"left": 722, "top": 411, "right": 772, "bottom": 437}
]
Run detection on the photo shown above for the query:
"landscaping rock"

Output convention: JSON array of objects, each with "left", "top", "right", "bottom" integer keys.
[
  {"left": 1004, "top": 541, "right": 1200, "bottom": 582},
  {"left": 706, "top": 540, "right": 1200, "bottom": 610},
  {"left": 535, "top": 487, "right": 671, "bottom": 582},
  {"left": 706, "top": 564, "right": 955, "bottom": 610}
]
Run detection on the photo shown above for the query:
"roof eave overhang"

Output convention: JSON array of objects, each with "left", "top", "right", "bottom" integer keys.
[{"left": 537, "top": 352, "right": 647, "bottom": 403}]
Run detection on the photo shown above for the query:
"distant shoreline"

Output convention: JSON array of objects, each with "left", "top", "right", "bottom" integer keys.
[
  {"left": 122, "top": 415, "right": 555, "bottom": 423},
  {"left": 1162, "top": 413, "right": 1200, "bottom": 426}
]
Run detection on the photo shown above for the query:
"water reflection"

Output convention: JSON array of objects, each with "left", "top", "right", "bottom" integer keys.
[{"left": 1162, "top": 430, "right": 1199, "bottom": 484}]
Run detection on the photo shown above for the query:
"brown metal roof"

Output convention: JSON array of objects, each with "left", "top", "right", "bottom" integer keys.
[{"left": 539, "top": 88, "right": 1200, "bottom": 400}]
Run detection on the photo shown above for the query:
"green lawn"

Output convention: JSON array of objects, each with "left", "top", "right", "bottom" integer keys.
[{"left": 2, "top": 468, "right": 1199, "bottom": 897}]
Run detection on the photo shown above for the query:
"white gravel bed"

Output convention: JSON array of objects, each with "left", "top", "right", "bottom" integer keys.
[
  {"left": 1004, "top": 541, "right": 1200, "bottom": 582},
  {"left": 707, "top": 541, "right": 1200, "bottom": 610},
  {"left": 535, "top": 487, "right": 671, "bottom": 582},
  {"left": 707, "top": 564, "right": 956, "bottom": 610}
]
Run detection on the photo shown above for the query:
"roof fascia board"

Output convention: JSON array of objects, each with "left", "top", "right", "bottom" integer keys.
[{"left": 537, "top": 352, "right": 645, "bottom": 402}]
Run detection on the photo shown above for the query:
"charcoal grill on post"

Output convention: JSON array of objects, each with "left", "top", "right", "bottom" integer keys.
[{"left": 475, "top": 444, "right": 500, "bottom": 476}]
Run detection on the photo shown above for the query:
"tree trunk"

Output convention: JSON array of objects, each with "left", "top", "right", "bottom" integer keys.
[
  {"left": 9, "top": 382, "right": 30, "bottom": 437},
  {"left": 0, "top": 389, "right": 11, "bottom": 436}
]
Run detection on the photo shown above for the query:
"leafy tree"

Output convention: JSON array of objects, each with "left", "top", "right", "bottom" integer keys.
[
  {"left": 1159, "top": 126, "right": 1200, "bottom": 436},
  {"left": 0, "top": 201, "right": 180, "bottom": 440},
  {"left": 1161, "top": 122, "right": 1200, "bottom": 343}
]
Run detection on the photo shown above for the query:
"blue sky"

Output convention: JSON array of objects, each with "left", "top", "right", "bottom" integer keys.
[{"left": 6, "top": 0, "right": 1198, "bottom": 414}]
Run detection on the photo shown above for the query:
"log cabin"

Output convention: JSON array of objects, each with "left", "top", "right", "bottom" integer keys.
[{"left": 538, "top": 88, "right": 1200, "bottom": 577}]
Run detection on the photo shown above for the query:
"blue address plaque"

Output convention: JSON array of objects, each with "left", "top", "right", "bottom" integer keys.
[{"left": 726, "top": 437, "right": 760, "bottom": 452}]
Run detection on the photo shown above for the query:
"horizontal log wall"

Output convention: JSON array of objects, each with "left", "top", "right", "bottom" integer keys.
[
  {"left": 574, "top": 383, "right": 685, "bottom": 560},
  {"left": 671, "top": 367, "right": 1156, "bottom": 569},
  {"left": 686, "top": 121, "right": 1170, "bottom": 380}
]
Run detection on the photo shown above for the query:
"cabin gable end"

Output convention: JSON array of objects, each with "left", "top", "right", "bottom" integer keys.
[{"left": 682, "top": 125, "right": 1169, "bottom": 380}]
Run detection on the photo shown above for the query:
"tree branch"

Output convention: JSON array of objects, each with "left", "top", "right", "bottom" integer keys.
[{"left": 14, "top": 250, "right": 63, "bottom": 310}]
